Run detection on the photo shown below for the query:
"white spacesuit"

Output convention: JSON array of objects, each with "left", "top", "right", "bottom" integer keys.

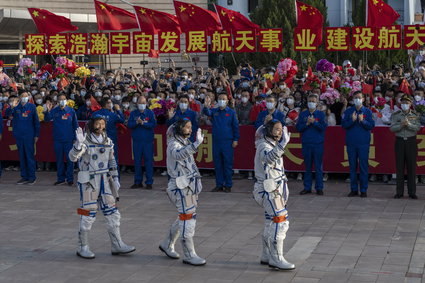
[
  {"left": 159, "top": 119, "right": 206, "bottom": 266},
  {"left": 69, "top": 116, "right": 135, "bottom": 259},
  {"left": 253, "top": 120, "right": 295, "bottom": 270}
]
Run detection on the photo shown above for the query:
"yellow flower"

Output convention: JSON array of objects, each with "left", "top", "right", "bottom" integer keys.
[{"left": 67, "top": 99, "right": 75, "bottom": 108}]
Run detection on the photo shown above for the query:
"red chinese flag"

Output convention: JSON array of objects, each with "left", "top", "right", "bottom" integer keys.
[
  {"left": 90, "top": 95, "right": 101, "bottom": 112},
  {"left": 149, "top": 49, "right": 159, "bottom": 58},
  {"left": 28, "top": 8, "right": 78, "bottom": 35},
  {"left": 134, "top": 6, "right": 181, "bottom": 34},
  {"left": 214, "top": 4, "right": 259, "bottom": 33},
  {"left": 362, "top": 83, "right": 373, "bottom": 95},
  {"left": 94, "top": 0, "right": 138, "bottom": 31},
  {"left": 400, "top": 79, "right": 413, "bottom": 96},
  {"left": 367, "top": 0, "right": 399, "bottom": 28},
  {"left": 174, "top": 0, "right": 222, "bottom": 33},
  {"left": 133, "top": 5, "right": 157, "bottom": 34},
  {"left": 296, "top": 0, "right": 323, "bottom": 44}
]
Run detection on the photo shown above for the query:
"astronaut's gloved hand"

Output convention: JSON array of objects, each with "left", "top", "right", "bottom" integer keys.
[
  {"left": 75, "top": 127, "right": 86, "bottom": 150},
  {"left": 113, "top": 177, "right": 121, "bottom": 191},
  {"left": 193, "top": 129, "right": 204, "bottom": 148},
  {"left": 279, "top": 126, "right": 291, "bottom": 148}
]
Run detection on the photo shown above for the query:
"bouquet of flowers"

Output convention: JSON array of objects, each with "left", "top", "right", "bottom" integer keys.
[
  {"left": 320, "top": 87, "right": 340, "bottom": 105},
  {"left": 165, "top": 99, "right": 176, "bottom": 110},
  {"left": 75, "top": 66, "right": 91, "bottom": 78},
  {"left": 17, "top": 58, "right": 34, "bottom": 77},
  {"left": 350, "top": 81, "right": 362, "bottom": 96},
  {"left": 276, "top": 58, "right": 298, "bottom": 78},
  {"left": 415, "top": 99, "right": 425, "bottom": 114},
  {"left": 53, "top": 67, "right": 66, "bottom": 79},
  {"left": 149, "top": 98, "right": 166, "bottom": 116},
  {"left": 55, "top": 56, "right": 68, "bottom": 66},
  {"left": 36, "top": 105, "right": 45, "bottom": 122},
  {"left": 316, "top": 59, "right": 335, "bottom": 74},
  {"left": 67, "top": 99, "right": 76, "bottom": 109},
  {"left": 375, "top": 97, "right": 386, "bottom": 109},
  {"left": 340, "top": 82, "right": 352, "bottom": 96}
]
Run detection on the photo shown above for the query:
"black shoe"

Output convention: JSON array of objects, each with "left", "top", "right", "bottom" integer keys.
[
  {"left": 26, "top": 180, "right": 36, "bottom": 185},
  {"left": 409, "top": 194, "right": 418, "bottom": 199},
  {"left": 145, "top": 184, "right": 153, "bottom": 190},
  {"left": 348, "top": 191, "right": 358, "bottom": 197},
  {"left": 223, "top": 187, "right": 231, "bottom": 193},
  {"left": 54, "top": 181, "right": 66, "bottom": 186},
  {"left": 316, "top": 190, "right": 324, "bottom": 195},
  {"left": 211, "top": 186, "right": 223, "bottom": 192},
  {"left": 299, "top": 190, "right": 312, "bottom": 195},
  {"left": 360, "top": 192, "right": 367, "bottom": 198},
  {"left": 394, "top": 194, "right": 403, "bottom": 199},
  {"left": 130, "top": 183, "right": 142, "bottom": 189},
  {"left": 67, "top": 181, "right": 74, "bottom": 186},
  {"left": 17, "top": 178, "right": 28, "bottom": 185}
]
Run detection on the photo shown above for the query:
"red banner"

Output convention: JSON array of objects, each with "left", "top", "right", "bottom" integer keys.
[
  {"left": 258, "top": 29, "right": 283, "bottom": 52},
  {"left": 325, "top": 27, "right": 350, "bottom": 51},
  {"left": 47, "top": 33, "right": 68, "bottom": 55},
  {"left": 2, "top": 121, "right": 425, "bottom": 174},
  {"left": 109, "top": 32, "right": 131, "bottom": 54},
  {"left": 69, "top": 33, "right": 88, "bottom": 54},
  {"left": 158, "top": 31, "right": 180, "bottom": 53},
  {"left": 352, "top": 26, "right": 376, "bottom": 51},
  {"left": 186, "top": 30, "right": 207, "bottom": 53},
  {"left": 233, "top": 30, "right": 256, "bottom": 53},
  {"left": 25, "top": 34, "right": 46, "bottom": 55}
]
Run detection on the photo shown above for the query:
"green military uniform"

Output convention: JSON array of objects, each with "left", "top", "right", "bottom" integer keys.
[{"left": 390, "top": 95, "right": 421, "bottom": 198}]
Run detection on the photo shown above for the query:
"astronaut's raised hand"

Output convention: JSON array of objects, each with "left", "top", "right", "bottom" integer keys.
[
  {"left": 279, "top": 126, "right": 291, "bottom": 148},
  {"left": 75, "top": 127, "right": 86, "bottom": 149},
  {"left": 194, "top": 128, "right": 204, "bottom": 147},
  {"left": 114, "top": 177, "right": 121, "bottom": 191}
]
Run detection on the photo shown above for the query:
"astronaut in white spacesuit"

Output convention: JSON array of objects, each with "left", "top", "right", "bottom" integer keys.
[
  {"left": 159, "top": 118, "right": 206, "bottom": 266},
  {"left": 69, "top": 116, "right": 135, "bottom": 259},
  {"left": 253, "top": 119, "right": 295, "bottom": 270}
]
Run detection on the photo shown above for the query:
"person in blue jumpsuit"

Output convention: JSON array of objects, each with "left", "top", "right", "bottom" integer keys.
[
  {"left": 93, "top": 97, "right": 124, "bottom": 163},
  {"left": 128, "top": 96, "right": 156, "bottom": 190},
  {"left": 6, "top": 92, "right": 40, "bottom": 185},
  {"left": 296, "top": 94, "right": 327, "bottom": 195},
  {"left": 203, "top": 93, "right": 240, "bottom": 193},
  {"left": 255, "top": 95, "right": 285, "bottom": 129},
  {"left": 342, "top": 91, "right": 375, "bottom": 198},
  {"left": 76, "top": 93, "right": 94, "bottom": 120},
  {"left": 0, "top": 112, "right": 3, "bottom": 180},
  {"left": 44, "top": 94, "right": 78, "bottom": 185},
  {"left": 167, "top": 94, "right": 198, "bottom": 142}
]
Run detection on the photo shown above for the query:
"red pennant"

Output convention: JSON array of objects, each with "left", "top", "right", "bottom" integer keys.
[
  {"left": 90, "top": 95, "right": 101, "bottom": 112},
  {"left": 28, "top": 8, "right": 78, "bottom": 35}
]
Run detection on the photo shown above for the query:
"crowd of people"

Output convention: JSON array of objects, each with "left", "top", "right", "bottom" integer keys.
[{"left": 1, "top": 47, "right": 425, "bottom": 199}]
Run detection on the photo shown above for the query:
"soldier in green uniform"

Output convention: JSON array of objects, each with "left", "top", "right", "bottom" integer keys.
[{"left": 390, "top": 95, "right": 421, "bottom": 199}]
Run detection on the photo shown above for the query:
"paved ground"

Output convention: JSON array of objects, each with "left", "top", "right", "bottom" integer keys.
[{"left": 1, "top": 171, "right": 425, "bottom": 283}]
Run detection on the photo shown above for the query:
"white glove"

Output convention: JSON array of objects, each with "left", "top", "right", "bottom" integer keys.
[
  {"left": 194, "top": 128, "right": 204, "bottom": 147},
  {"left": 114, "top": 177, "right": 121, "bottom": 191},
  {"left": 75, "top": 127, "right": 86, "bottom": 145},
  {"left": 279, "top": 126, "right": 291, "bottom": 148}
]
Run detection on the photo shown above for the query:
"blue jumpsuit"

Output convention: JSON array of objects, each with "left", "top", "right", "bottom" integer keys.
[
  {"left": 127, "top": 108, "right": 156, "bottom": 186},
  {"left": 76, "top": 104, "right": 93, "bottom": 120},
  {"left": 166, "top": 108, "right": 198, "bottom": 142},
  {"left": 203, "top": 106, "right": 240, "bottom": 188},
  {"left": 92, "top": 108, "right": 124, "bottom": 163},
  {"left": 255, "top": 109, "right": 286, "bottom": 129},
  {"left": 44, "top": 106, "right": 78, "bottom": 183},
  {"left": 0, "top": 113, "right": 2, "bottom": 178},
  {"left": 6, "top": 102, "right": 40, "bottom": 182},
  {"left": 342, "top": 106, "right": 375, "bottom": 193},
  {"left": 296, "top": 109, "right": 327, "bottom": 192}
]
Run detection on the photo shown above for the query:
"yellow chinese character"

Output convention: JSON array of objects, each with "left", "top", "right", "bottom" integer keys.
[
  {"left": 111, "top": 33, "right": 130, "bottom": 54},
  {"left": 187, "top": 31, "right": 207, "bottom": 52},
  {"left": 295, "top": 29, "right": 317, "bottom": 51},
  {"left": 134, "top": 33, "right": 153, "bottom": 53},
  {"left": 154, "top": 134, "right": 163, "bottom": 162},
  {"left": 259, "top": 29, "right": 282, "bottom": 52},
  {"left": 377, "top": 26, "right": 401, "bottom": 49},
  {"left": 234, "top": 30, "right": 255, "bottom": 51},
  {"left": 416, "top": 135, "right": 425, "bottom": 166},
  {"left": 341, "top": 134, "right": 379, "bottom": 167},
  {"left": 195, "top": 130, "right": 213, "bottom": 163},
  {"left": 159, "top": 32, "right": 179, "bottom": 53},
  {"left": 285, "top": 133, "right": 304, "bottom": 165},
  {"left": 26, "top": 34, "right": 45, "bottom": 55},
  {"left": 353, "top": 27, "right": 375, "bottom": 49},
  {"left": 326, "top": 28, "right": 349, "bottom": 51},
  {"left": 211, "top": 30, "right": 232, "bottom": 52},
  {"left": 405, "top": 26, "right": 425, "bottom": 48},
  {"left": 69, "top": 34, "right": 87, "bottom": 54},
  {"left": 90, "top": 33, "right": 108, "bottom": 54},
  {"left": 49, "top": 34, "right": 67, "bottom": 54}
]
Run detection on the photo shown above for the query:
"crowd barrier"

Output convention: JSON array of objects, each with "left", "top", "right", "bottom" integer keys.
[{"left": 2, "top": 120, "right": 425, "bottom": 174}]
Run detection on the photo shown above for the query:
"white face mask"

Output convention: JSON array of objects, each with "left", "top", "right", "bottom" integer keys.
[
  {"left": 182, "top": 75, "right": 188, "bottom": 80},
  {"left": 279, "top": 85, "right": 285, "bottom": 90},
  {"left": 421, "top": 50, "right": 425, "bottom": 56},
  {"left": 40, "top": 91, "right": 45, "bottom": 97},
  {"left": 354, "top": 98, "right": 363, "bottom": 106},
  {"left": 123, "top": 103, "right": 129, "bottom": 109},
  {"left": 401, "top": 103, "right": 410, "bottom": 111},
  {"left": 374, "top": 97, "right": 379, "bottom": 104},
  {"left": 59, "top": 100, "right": 67, "bottom": 107},
  {"left": 80, "top": 90, "right": 86, "bottom": 96},
  {"left": 217, "top": 100, "right": 227, "bottom": 108},
  {"left": 31, "top": 90, "right": 38, "bottom": 95},
  {"left": 179, "top": 103, "right": 188, "bottom": 110},
  {"left": 70, "top": 93, "right": 75, "bottom": 100},
  {"left": 415, "top": 95, "right": 422, "bottom": 102},
  {"left": 53, "top": 96, "right": 57, "bottom": 102},
  {"left": 86, "top": 100, "right": 91, "bottom": 106},
  {"left": 189, "top": 94, "right": 195, "bottom": 100},
  {"left": 95, "top": 91, "right": 102, "bottom": 97},
  {"left": 35, "top": 99, "right": 42, "bottom": 105},
  {"left": 21, "top": 97, "right": 29, "bottom": 104},
  {"left": 286, "top": 98, "right": 294, "bottom": 105},
  {"left": 308, "top": 102, "right": 317, "bottom": 110},
  {"left": 132, "top": 97, "right": 138, "bottom": 103},
  {"left": 241, "top": 97, "right": 249, "bottom": 103},
  {"left": 115, "top": 95, "right": 122, "bottom": 101},
  {"left": 266, "top": 102, "right": 275, "bottom": 110},
  {"left": 138, "top": 104, "right": 146, "bottom": 111},
  {"left": 199, "top": 93, "right": 205, "bottom": 99},
  {"left": 385, "top": 96, "right": 391, "bottom": 102}
]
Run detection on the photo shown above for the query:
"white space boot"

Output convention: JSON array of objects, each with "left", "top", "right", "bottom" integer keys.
[
  {"left": 268, "top": 239, "right": 295, "bottom": 270},
  {"left": 181, "top": 238, "right": 206, "bottom": 266},
  {"left": 159, "top": 220, "right": 180, "bottom": 259},
  {"left": 260, "top": 219, "right": 271, "bottom": 265},
  {"left": 108, "top": 226, "right": 136, "bottom": 255},
  {"left": 76, "top": 230, "right": 95, "bottom": 259}
]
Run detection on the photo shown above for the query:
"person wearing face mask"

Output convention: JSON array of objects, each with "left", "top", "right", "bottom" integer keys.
[
  {"left": 253, "top": 120, "right": 294, "bottom": 270},
  {"left": 167, "top": 94, "right": 199, "bottom": 142},
  {"left": 414, "top": 45, "right": 425, "bottom": 69},
  {"left": 296, "top": 94, "right": 327, "bottom": 196},
  {"left": 187, "top": 88, "right": 201, "bottom": 113},
  {"left": 5, "top": 91, "right": 40, "bottom": 185},
  {"left": 0, "top": 110, "right": 2, "bottom": 180},
  {"left": 77, "top": 94, "right": 95, "bottom": 120},
  {"left": 44, "top": 94, "right": 78, "bottom": 186},
  {"left": 93, "top": 97, "right": 125, "bottom": 161},
  {"left": 127, "top": 96, "right": 157, "bottom": 189},
  {"left": 255, "top": 95, "right": 285, "bottom": 129},
  {"left": 342, "top": 91, "right": 375, "bottom": 198},
  {"left": 203, "top": 93, "right": 240, "bottom": 193},
  {"left": 390, "top": 95, "right": 421, "bottom": 199},
  {"left": 236, "top": 90, "right": 253, "bottom": 125},
  {"left": 159, "top": 119, "right": 206, "bottom": 266}
]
